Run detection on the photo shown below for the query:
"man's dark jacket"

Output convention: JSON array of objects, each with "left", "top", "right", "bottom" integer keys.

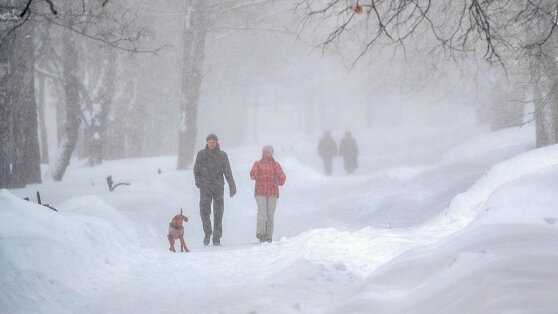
[{"left": 193, "top": 144, "right": 236, "bottom": 195}]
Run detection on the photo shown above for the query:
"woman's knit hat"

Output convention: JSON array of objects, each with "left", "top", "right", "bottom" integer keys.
[{"left": 262, "top": 145, "right": 274, "bottom": 154}]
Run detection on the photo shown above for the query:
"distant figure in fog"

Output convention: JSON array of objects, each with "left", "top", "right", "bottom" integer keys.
[
  {"left": 250, "top": 145, "right": 286, "bottom": 243},
  {"left": 317, "top": 131, "right": 338, "bottom": 175},
  {"left": 339, "top": 131, "right": 359, "bottom": 174}
]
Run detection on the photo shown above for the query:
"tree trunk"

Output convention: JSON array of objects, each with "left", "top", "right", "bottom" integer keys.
[
  {"left": 105, "top": 78, "right": 135, "bottom": 160},
  {"left": 177, "top": 0, "right": 207, "bottom": 170},
  {"left": 553, "top": 96, "right": 558, "bottom": 144},
  {"left": 56, "top": 89, "right": 65, "bottom": 145},
  {"left": 51, "top": 30, "right": 81, "bottom": 181},
  {"left": 0, "top": 27, "right": 15, "bottom": 189},
  {"left": 37, "top": 72, "right": 49, "bottom": 164},
  {"left": 7, "top": 19, "right": 42, "bottom": 187},
  {"left": 83, "top": 50, "right": 116, "bottom": 166},
  {"left": 534, "top": 83, "right": 552, "bottom": 148},
  {"left": 534, "top": 53, "right": 558, "bottom": 147}
]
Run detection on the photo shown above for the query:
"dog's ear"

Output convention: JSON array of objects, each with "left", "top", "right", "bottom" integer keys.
[{"left": 180, "top": 208, "right": 183, "bottom": 216}]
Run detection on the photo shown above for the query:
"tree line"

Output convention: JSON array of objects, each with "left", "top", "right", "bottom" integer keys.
[
  {"left": 0, "top": 0, "right": 287, "bottom": 189},
  {"left": 4, "top": 0, "right": 556, "bottom": 189},
  {"left": 1, "top": 0, "right": 170, "bottom": 188}
]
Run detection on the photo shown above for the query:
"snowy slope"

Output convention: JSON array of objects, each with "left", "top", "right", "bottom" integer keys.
[
  {"left": 2, "top": 125, "right": 557, "bottom": 314},
  {"left": 330, "top": 141, "right": 558, "bottom": 314}
]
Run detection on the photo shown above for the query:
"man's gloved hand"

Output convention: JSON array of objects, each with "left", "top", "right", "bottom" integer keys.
[{"left": 229, "top": 185, "right": 236, "bottom": 197}]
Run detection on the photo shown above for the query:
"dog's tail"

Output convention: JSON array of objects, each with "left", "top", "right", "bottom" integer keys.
[{"left": 180, "top": 208, "right": 188, "bottom": 222}]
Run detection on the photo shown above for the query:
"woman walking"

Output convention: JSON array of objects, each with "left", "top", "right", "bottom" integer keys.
[{"left": 250, "top": 145, "right": 286, "bottom": 243}]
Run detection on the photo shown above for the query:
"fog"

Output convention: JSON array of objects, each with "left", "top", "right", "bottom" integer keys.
[
  {"left": 4, "top": 2, "right": 558, "bottom": 313},
  {"left": 41, "top": 0, "right": 495, "bottom": 165},
  {"left": 3, "top": 0, "right": 544, "bottom": 189}
]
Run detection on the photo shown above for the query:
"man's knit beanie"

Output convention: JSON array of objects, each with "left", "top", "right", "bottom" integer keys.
[{"left": 206, "top": 133, "right": 218, "bottom": 142}]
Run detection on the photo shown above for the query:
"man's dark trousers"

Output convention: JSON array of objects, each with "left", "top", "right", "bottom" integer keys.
[{"left": 199, "top": 186, "right": 224, "bottom": 244}]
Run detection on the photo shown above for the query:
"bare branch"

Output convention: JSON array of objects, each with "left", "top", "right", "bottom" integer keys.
[
  {"left": 296, "top": 0, "right": 558, "bottom": 68},
  {"left": 19, "top": 0, "right": 33, "bottom": 17},
  {"left": 37, "top": 10, "right": 164, "bottom": 55},
  {"left": 19, "top": 0, "right": 57, "bottom": 17},
  {"left": 0, "top": 11, "right": 31, "bottom": 47}
]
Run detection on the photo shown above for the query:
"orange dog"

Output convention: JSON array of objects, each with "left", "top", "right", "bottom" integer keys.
[{"left": 167, "top": 208, "right": 189, "bottom": 252}]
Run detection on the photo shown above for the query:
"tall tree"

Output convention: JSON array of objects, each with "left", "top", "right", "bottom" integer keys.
[
  {"left": 1, "top": 0, "right": 148, "bottom": 183},
  {"left": 51, "top": 29, "right": 80, "bottom": 181},
  {"left": 0, "top": 20, "right": 15, "bottom": 188},
  {"left": 11, "top": 19, "right": 41, "bottom": 186},
  {"left": 175, "top": 0, "right": 287, "bottom": 168},
  {"left": 0, "top": 2, "right": 41, "bottom": 188},
  {"left": 37, "top": 72, "right": 49, "bottom": 164},
  {"left": 79, "top": 49, "right": 116, "bottom": 166},
  {"left": 42, "top": 0, "right": 148, "bottom": 180},
  {"left": 177, "top": 0, "right": 207, "bottom": 170},
  {"left": 104, "top": 77, "right": 136, "bottom": 160},
  {"left": 531, "top": 53, "right": 558, "bottom": 148}
]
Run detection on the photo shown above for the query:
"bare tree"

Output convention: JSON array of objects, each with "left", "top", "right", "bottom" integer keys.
[
  {"left": 77, "top": 49, "right": 116, "bottom": 166},
  {"left": 51, "top": 29, "right": 80, "bottom": 181},
  {"left": 41, "top": 1, "right": 148, "bottom": 180},
  {"left": 177, "top": 0, "right": 207, "bottom": 170},
  {"left": 0, "top": 18, "right": 16, "bottom": 188},
  {"left": 298, "top": 0, "right": 558, "bottom": 146},
  {"left": 0, "top": 1, "right": 41, "bottom": 188},
  {"left": 0, "top": 0, "right": 149, "bottom": 184},
  {"left": 37, "top": 72, "right": 49, "bottom": 163},
  {"left": 531, "top": 52, "right": 558, "bottom": 147},
  {"left": 176, "top": 0, "right": 294, "bottom": 169}
]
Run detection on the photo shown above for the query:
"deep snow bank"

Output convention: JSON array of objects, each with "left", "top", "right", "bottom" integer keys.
[
  {"left": 2, "top": 128, "right": 555, "bottom": 314},
  {"left": 330, "top": 144, "right": 558, "bottom": 313},
  {"left": 441, "top": 143, "right": 558, "bottom": 229},
  {"left": 0, "top": 189, "right": 142, "bottom": 313}
]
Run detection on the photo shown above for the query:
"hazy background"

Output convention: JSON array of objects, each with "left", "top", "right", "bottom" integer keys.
[
  {"left": 4, "top": 2, "right": 558, "bottom": 313},
  {"left": 38, "top": 0, "right": 502, "bottom": 164},
  {"left": 2, "top": 0, "right": 534, "bottom": 187}
]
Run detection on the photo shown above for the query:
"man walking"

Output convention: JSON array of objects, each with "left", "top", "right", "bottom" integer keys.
[
  {"left": 318, "top": 130, "right": 338, "bottom": 175},
  {"left": 339, "top": 131, "right": 359, "bottom": 174},
  {"left": 250, "top": 145, "right": 286, "bottom": 243},
  {"left": 193, "top": 133, "right": 236, "bottom": 246}
]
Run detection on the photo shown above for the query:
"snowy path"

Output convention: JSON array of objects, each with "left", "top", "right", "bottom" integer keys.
[
  {"left": 74, "top": 130, "right": 531, "bottom": 313},
  {"left": 4, "top": 126, "right": 540, "bottom": 313},
  {"left": 81, "top": 230, "right": 415, "bottom": 313}
]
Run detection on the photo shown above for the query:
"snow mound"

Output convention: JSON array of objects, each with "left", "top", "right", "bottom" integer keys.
[
  {"left": 441, "top": 127, "right": 533, "bottom": 163},
  {"left": 330, "top": 224, "right": 558, "bottom": 314},
  {"left": 329, "top": 143, "right": 558, "bottom": 313},
  {"left": 0, "top": 189, "right": 141, "bottom": 313},
  {"left": 441, "top": 143, "right": 558, "bottom": 229}
]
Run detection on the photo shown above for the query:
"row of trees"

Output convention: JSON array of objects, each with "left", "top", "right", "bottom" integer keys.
[
  {"left": 1, "top": 0, "right": 292, "bottom": 189},
  {"left": 1, "top": 0, "right": 150, "bottom": 188},
  {"left": 6, "top": 0, "right": 555, "bottom": 189}
]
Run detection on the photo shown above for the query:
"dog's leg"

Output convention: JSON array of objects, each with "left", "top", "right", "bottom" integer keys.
[
  {"left": 179, "top": 235, "right": 189, "bottom": 252},
  {"left": 167, "top": 234, "right": 176, "bottom": 252}
]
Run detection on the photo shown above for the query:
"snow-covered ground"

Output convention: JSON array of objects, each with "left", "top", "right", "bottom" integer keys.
[{"left": 2, "top": 123, "right": 558, "bottom": 314}]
